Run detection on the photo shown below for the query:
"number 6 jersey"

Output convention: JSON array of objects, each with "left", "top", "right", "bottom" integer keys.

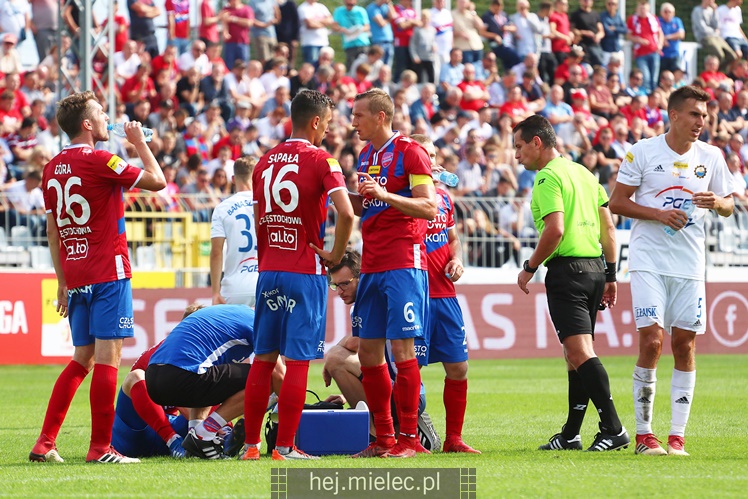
[
  {"left": 252, "top": 138, "right": 347, "bottom": 275},
  {"left": 42, "top": 144, "right": 143, "bottom": 289}
]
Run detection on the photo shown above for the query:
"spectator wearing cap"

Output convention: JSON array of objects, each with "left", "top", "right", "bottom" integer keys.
[
  {"left": 211, "top": 123, "right": 245, "bottom": 161},
  {"left": 297, "top": 0, "right": 334, "bottom": 65},
  {"left": 260, "top": 86, "right": 291, "bottom": 119},
  {"left": 200, "top": 64, "right": 233, "bottom": 122},
  {"left": 626, "top": 0, "right": 663, "bottom": 95},
  {"left": 569, "top": 87, "right": 599, "bottom": 131},
  {"left": 550, "top": 0, "right": 574, "bottom": 64},
  {"left": 221, "top": 0, "right": 255, "bottom": 70},
  {"left": 570, "top": 0, "right": 605, "bottom": 67},
  {"left": 658, "top": 3, "right": 684, "bottom": 74},
  {"left": 127, "top": 0, "right": 162, "bottom": 59},
  {"left": 542, "top": 84, "right": 574, "bottom": 135},
  {"left": 600, "top": 0, "right": 627, "bottom": 67},
  {"left": 0, "top": 33, "right": 22, "bottom": 75},
  {"left": 457, "top": 63, "right": 489, "bottom": 112},
  {"left": 250, "top": 0, "right": 281, "bottom": 64},
  {"left": 717, "top": 91, "right": 744, "bottom": 135}
]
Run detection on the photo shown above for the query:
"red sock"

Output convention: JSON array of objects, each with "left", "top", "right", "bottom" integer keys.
[
  {"left": 394, "top": 359, "right": 420, "bottom": 443},
  {"left": 275, "top": 360, "right": 309, "bottom": 448},
  {"left": 130, "top": 380, "right": 175, "bottom": 443},
  {"left": 444, "top": 378, "right": 468, "bottom": 439},
  {"left": 243, "top": 359, "right": 275, "bottom": 445},
  {"left": 37, "top": 361, "right": 89, "bottom": 446},
  {"left": 88, "top": 364, "right": 118, "bottom": 458},
  {"left": 361, "top": 363, "right": 395, "bottom": 447}
]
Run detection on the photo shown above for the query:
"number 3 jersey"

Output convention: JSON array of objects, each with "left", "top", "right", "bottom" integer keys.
[
  {"left": 252, "top": 138, "right": 347, "bottom": 274},
  {"left": 42, "top": 144, "right": 143, "bottom": 289},
  {"left": 210, "top": 190, "right": 258, "bottom": 298},
  {"left": 617, "top": 134, "right": 734, "bottom": 279}
]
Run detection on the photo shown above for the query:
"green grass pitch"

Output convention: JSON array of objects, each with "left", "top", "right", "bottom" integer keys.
[{"left": 3, "top": 355, "right": 747, "bottom": 498}]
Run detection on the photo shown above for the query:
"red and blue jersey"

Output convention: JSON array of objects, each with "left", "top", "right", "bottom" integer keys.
[
  {"left": 166, "top": 0, "right": 190, "bottom": 39},
  {"left": 43, "top": 144, "right": 143, "bottom": 289},
  {"left": 426, "top": 186, "right": 456, "bottom": 298},
  {"left": 357, "top": 133, "right": 432, "bottom": 274},
  {"left": 131, "top": 340, "right": 164, "bottom": 372},
  {"left": 253, "top": 139, "right": 346, "bottom": 275}
]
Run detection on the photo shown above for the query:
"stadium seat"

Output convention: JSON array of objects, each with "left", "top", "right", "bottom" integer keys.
[
  {"left": 29, "top": 246, "right": 53, "bottom": 269},
  {"left": 0, "top": 227, "right": 7, "bottom": 248},
  {"left": 10, "top": 226, "right": 32, "bottom": 249}
]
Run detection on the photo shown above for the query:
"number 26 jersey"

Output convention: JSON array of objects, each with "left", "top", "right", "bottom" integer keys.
[
  {"left": 252, "top": 139, "right": 347, "bottom": 275},
  {"left": 42, "top": 144, "right": 143, "bottom": 289}
]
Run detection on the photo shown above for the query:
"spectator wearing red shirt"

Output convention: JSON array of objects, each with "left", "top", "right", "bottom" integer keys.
[
  {"left": 4, "top": 73, "right": 30, "bottom": 117},
  {"left": 183, "top": 120, "right": 211, "bottom": 161},
  {"left": 499, "top": 85, "right": 532, "bottom": 125},
  {"left": 121, "top": 64, "right": 157, "bottom": 104},
  {"left": 457, "top": 63, "right": 489, "bottom": 112},
  {"left": 0, "top": 91, "right": 23, "bottom": 136},
  {"left": 700, "top": 55, "right": 729, "bottom": 91},
  {"left": 626, "top": 0, "right": 663, "bottom": 94},
  {"left": 550, "top": 0, "right": 574, "bottom": 63},
  {"left": 101, "top": 0, "right": 130, "bottom": 53},
  {"left": 553, "top": 46, "right": 588, "bottom": 86},
  {"left": 620, "top": 94, "right": 648, "bottom": 126},
  {"left": 211, "top": 122, "right": 245, "bottom": 160},
  {"left": 200, "top": 0, "right": 221, "bottom": 45},
  {"left": 221, "top": 0, "right": 255, "bottom": 70},
  {"left": 392, "top": 0, "right": 420, "bottom": 82},
  {"left": 166, "top": 0, "right": 191, "bottom": 54},
  {"left": 352, "top": 63, "right": 374, "bottom": 94},
  {"left": 151, "top": 45, "right": 180, "bottom": 83}
]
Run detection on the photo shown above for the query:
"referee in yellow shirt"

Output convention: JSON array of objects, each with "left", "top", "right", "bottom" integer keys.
[{"left": 514, "top": 115, "right": 629, "bottom": 452}]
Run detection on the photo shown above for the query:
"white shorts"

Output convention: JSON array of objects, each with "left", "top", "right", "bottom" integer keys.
[{"left": 630, "top": 271, "right": 706, "bottom": 334}]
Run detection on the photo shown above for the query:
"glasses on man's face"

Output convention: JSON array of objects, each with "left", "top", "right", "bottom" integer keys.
[{"left": 329, "top": 276, "right": 356, "bottom": 292}]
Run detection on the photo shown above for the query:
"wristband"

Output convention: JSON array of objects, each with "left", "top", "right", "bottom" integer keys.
[
  {"left": 523, "top": 260, "right": 538, "bottom": 274},
  {"left": 605, "top": 261, "right": 617, "bottom": 282}
]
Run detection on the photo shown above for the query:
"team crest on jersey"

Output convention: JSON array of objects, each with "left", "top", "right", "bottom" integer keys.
[
  {"left": 381, "top": 152, "right": 394, "bottom": 168},
  {"left": 694, "top": 165, "right": 707, "bottom": 179},
  {"left": 367, "top": 165, "right": 381, "bottom": 175},
  {"left": 107, "top": 154, "right": 127, "bottom": 175}
]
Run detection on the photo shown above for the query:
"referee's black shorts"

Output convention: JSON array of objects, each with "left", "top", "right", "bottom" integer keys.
[
  {"left": 544, "top": 256, "right": 605, "bottom": 342},
  {"left": 145, "top": 362, "right": 252, "bottom": 407}
]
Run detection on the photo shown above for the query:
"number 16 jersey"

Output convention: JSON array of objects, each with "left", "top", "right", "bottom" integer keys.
[
  {"left": 252, "top": 138, "right": 347, "bottom": 275},
  {"left": 42, "top": 144, "right": 143, "bottom": 289}
]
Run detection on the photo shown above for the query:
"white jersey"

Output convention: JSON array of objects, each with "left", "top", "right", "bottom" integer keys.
[
  {"left": 210, "top": 191, "right": 259, "bottom": 300},
  {"left": 617, "top": 135, "right": 734, "bottom": 280}
]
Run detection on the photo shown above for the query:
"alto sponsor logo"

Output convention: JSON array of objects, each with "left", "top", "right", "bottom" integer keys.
[
  {"left": 267, "top": 225, "right": 297, "bottom": 251},
  {"left": 63, "top": 238, "right": 89, "bottom": 260},
  {"left": 119, "top": 317, "right": 135, "bottom": 329},
  {"left": 0, "top": 300, "right": 28, "bottom": 335},
  {"left": 266, "top": 294, "right": 297, "bottom": 313}
]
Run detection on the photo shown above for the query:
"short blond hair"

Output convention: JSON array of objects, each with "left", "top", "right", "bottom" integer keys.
[{"left": 354, "top": 88, "right": 395, "bottom": 124}]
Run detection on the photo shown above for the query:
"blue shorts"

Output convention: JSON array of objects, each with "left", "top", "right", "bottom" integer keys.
[
  {"left": 253, "top": 272, "right": 327, "bottom": 361},
  {"left": 111, "top": 388, "right": 188, "bottom": 458},
  {"left": 426, "top": 297, "right": 469, "bottom": 364},
  {"left": 353, "top": 269, "right": 428, "bottom": 340},
  {"left": 68, "top": 280, "right": 134, "bottom": 347}
]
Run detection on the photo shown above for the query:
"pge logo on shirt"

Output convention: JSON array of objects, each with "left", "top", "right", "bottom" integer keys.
[
  {"left": 267, "top": 225, "right": 297, "bottom": 251},
  {"left": 63, "top": 238, "right": 89, "bottom": 260}
]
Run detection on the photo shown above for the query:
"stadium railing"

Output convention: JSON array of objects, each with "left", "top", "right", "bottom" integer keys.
[{"left": 3, "top": 194, "right": 748, "bottom": 279}]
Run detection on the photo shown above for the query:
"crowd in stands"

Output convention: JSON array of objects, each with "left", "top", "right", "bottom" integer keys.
[{"left": 1, "top": 0, "right": 748, "bottom": 267}]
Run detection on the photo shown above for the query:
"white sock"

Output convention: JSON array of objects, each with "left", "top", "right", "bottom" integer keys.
[
  {"left": 633, "top": 366, "right": 657, "bottom": 435},
  {"left": 670, "top": 369, "right": 696, "bottom": 437},
  {"left": 195, "top": 412, "right": 228, "bottom": 440}
]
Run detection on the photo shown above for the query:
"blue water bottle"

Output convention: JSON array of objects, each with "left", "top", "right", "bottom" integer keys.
[
  {"left": 433, "top": 171, "right": 459, "bottom": 187},
  {"left": 107, "top": 123, "right": 154, "bottom": 142}
]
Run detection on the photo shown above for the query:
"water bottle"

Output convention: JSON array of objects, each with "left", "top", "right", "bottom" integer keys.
[
  {"left": 664, "top": 202, "right": 695, "bottom": 236},
  {"left": 433, "top": 170, "right": 459, "bottom": 187},
  {"left": 107, "top": 123, "right": 154, "bottom": 142}
]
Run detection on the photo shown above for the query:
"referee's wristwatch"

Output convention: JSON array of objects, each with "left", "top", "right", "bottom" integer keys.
[{"left": 523, "top": 260, "right": 538, "bottom": 274}]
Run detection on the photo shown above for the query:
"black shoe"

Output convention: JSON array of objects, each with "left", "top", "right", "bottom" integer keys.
[
  {"left": 586, "top": 425, "right": 630, "bottom": 452},
  {"left": 417, "top": 411, "right": 441, "bottom": 452},
  {"left": 224, "top": 418, "right": 245, "bottom": 457},
  {"left": 538, "top": 432, "right": 583, "bottom": 450},
  {"left": 182, "top": 430, "right": 226, "bottom": 459}
]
